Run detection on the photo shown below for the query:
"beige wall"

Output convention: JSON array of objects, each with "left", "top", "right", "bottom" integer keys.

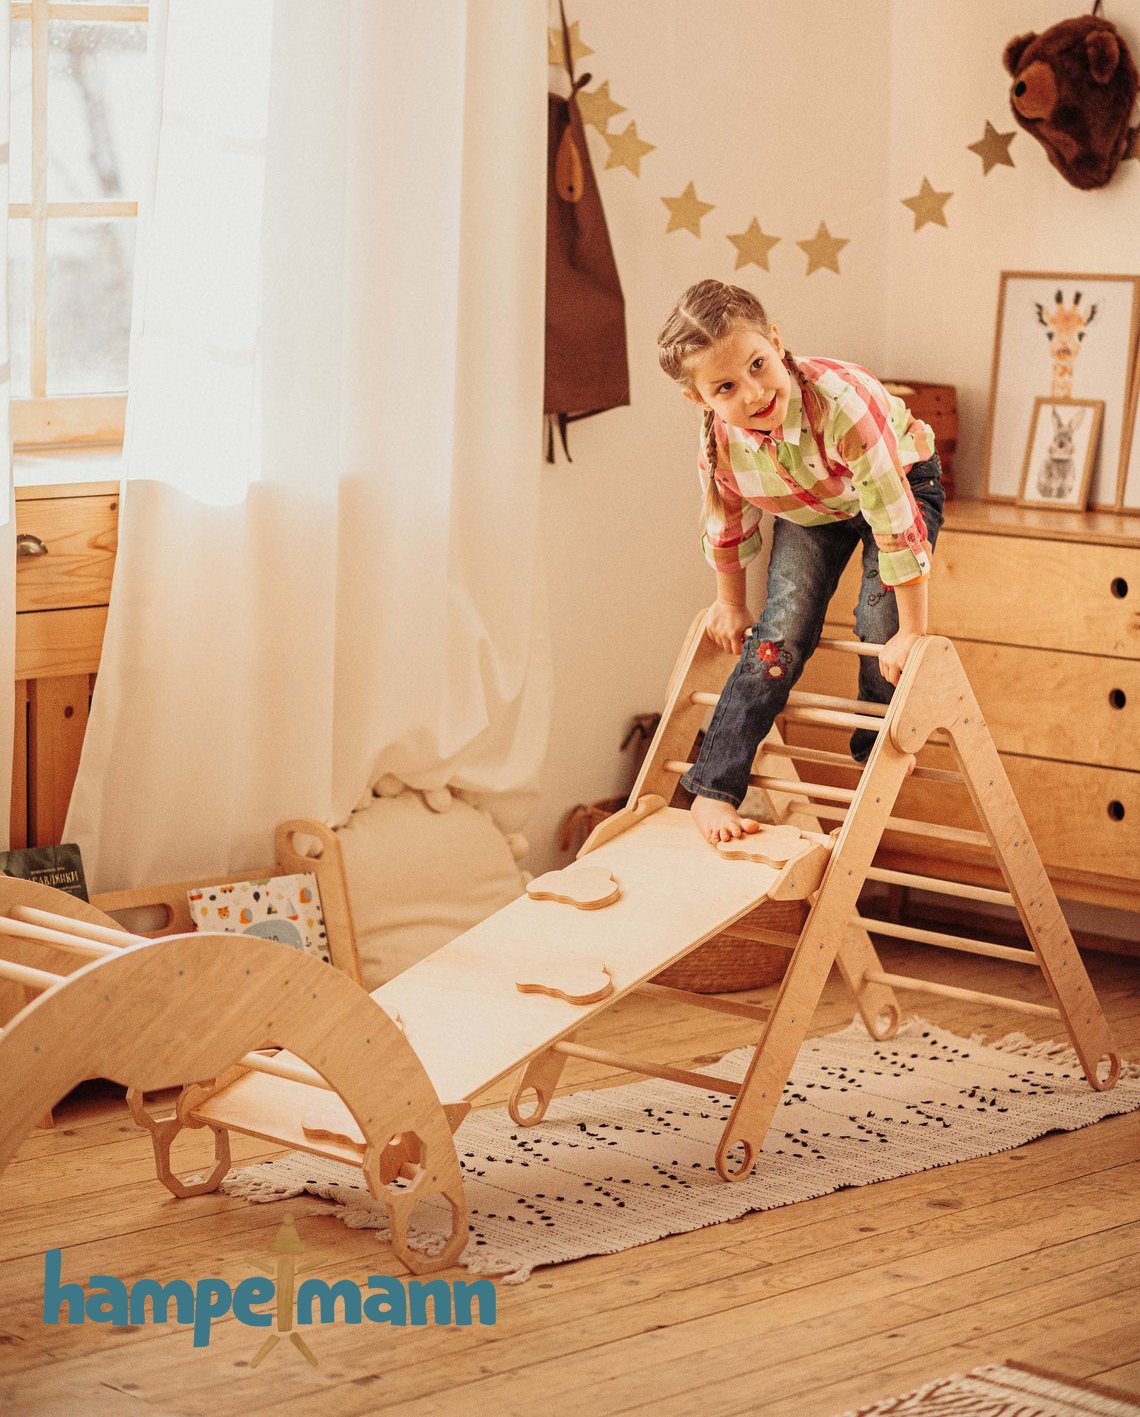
[
  {"left": 531, "top": 0, "right": 893, "bottom": 870},
  {"left": 885, "top": 0, "right": 1140, "bottom": 496},
  {"left": 528, "top": 0, "right": 1140, "bottom": 952}
]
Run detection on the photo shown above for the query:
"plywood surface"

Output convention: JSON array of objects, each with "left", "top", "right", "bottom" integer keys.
[{"left": 374, "top": 808, "right": 781, "bottom": 1105}]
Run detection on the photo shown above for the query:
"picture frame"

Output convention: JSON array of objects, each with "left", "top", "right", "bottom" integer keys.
[
  {"left": 1017, "top": 397, "right": 1102, "bottom": 511},
  {"left": 982, "top": 271, "right": 1140, "bottom": 509},
  {"left": 1117, "top": 356, "right": 1140, "bottom": 513}
]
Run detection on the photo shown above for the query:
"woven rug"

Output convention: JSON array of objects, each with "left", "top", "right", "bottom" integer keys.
[
  {"left": 220, "top": 1018, "right": 1140, "bottom": 1283},
  {"left": 831, "top": 1361, "right": 1140, "bottom": 1415}
]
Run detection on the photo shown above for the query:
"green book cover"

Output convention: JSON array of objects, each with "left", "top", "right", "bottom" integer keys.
[{"left": 0, "top": 842, "right": 89, "bottom": 901}]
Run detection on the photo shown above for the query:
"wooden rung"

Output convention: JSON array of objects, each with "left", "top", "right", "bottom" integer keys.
[
  {"left": 758, "top": 741, "right": 867, "bottom": 772},
  {"left": 239, "top": 1050, "right": 335, "bottom": 1092},
  {"left": 663, "top": 762, "right": 857, "bottom": 805},
  {"left": 636, "top": 981, "right": 772, "bottom": 1021},
  {"left": 0, "top": 915, "right": 134, "bottom": 957},
  {"left": 721, "top": 925, "right": 803, "bottom": 949},
  {"left": 552, "top": 1041, "right": 739, "bottom": 1095},
  {"left": 2, "top": 919, "right": 124, "bottom": 959},
  {"left": 9, "top": 906, "right": 136, "bottom": 950},
  {"left": 780, "top": 706, "right": 887, "bottom": 732},
  {"left": 692, "top": 689, "right": 888, "bottom": 717},
  {"left": 665, "top": 763, "right": 961, "bottom": 804},
  {"left": 816, "top": 638, "right": 884, "bottom": 657},
  {"left": 757, "top": 741, "right": 961, "bottom": 784},
  {"left": 863, "top": 969, "right": 1060, "bottom": 1019},
  {"left": 752, "top": 776, "right": 858, "bottom": 804},
  {"left": 808, "top": 803, "right": 993, "bottom": 850},
  {"left": 0, "top": 958, "right": 66, "bottom": 992},
  {"left": 852, "top": 914, "right": 1038, "bottom": 965},
  {"left": 864, "top": 866, "right": 1015, "bottom": 908}
]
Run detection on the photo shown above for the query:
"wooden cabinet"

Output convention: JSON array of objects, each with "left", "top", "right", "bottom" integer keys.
[
  {"left": 11, "top": 480, "right": 119, "bottom": 848},
  {"left": 788, "top": 499, "right": 1140, "bottom": 912}
]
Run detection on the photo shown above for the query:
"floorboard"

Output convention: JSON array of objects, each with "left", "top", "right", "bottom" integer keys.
[{"left": 1, "top": 939, "right": 1137, "bottom": 1417}]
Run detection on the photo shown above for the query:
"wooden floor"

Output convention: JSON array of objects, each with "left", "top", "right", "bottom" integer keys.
[{"left": 1, "top": 937, "right": 1138, "bottom": 1417}]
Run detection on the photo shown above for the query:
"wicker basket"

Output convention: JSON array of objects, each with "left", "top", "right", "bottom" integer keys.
[{"left": 652, "top": 897, "right": 807, "bottom": 994}]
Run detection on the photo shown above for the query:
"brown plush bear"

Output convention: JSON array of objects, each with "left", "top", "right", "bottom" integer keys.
[{"left": 1004, "top": 14, "right": 1138, "bottom": 189}]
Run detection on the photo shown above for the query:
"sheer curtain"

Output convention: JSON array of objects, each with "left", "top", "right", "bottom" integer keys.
[
  {"left": 0, "top": 12, "right": 13, "bottom": 849},
  {"left": 64, "top": 0, "right": 550, "bottom": 889}
]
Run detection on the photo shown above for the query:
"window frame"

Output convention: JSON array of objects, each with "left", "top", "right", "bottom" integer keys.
[{"left": 9, "top": 0, "right": 148, "bottom": 450}]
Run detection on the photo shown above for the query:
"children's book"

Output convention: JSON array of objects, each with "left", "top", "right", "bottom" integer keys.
[
  {"left": 0, "top": 842, "right": 88, "bottom": 901},
  {"left": 187, "top": 872, "right": 330, "bottom": 964}
]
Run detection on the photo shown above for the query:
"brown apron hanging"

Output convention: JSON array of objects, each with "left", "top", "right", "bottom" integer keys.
[{"left": 544, "top": 2, "right": 630, "bottom": 461}]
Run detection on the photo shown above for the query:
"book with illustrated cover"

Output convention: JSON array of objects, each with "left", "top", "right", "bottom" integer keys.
[
  {"left": 187, "top": 872, "right": 329, "bottom": 964},
  {"left": 0, "top": 842, "right": 88, "bottom": 901}
]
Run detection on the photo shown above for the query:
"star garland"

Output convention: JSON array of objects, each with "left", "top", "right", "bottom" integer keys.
[{"left": 553, "top": 24, "right": 1051, "bottom": 277}]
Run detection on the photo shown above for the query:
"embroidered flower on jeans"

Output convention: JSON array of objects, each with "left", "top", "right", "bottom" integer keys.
[{"left": 744, "top": 638, "right": 792, "bottom": 681}]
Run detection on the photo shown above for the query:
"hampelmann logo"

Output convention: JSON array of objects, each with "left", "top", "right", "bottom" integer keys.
[{"left": 43, "top": 1213, "right": 496, "bottom": 1365}]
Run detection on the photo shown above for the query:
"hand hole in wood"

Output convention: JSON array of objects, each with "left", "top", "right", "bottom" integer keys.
[
  {"left": 1107, "top": 800, "right": 1125, "bottom": 821},
  {"left": 1109, "top": 688, "right": 1126, "bottom": 709},
  {"left": 526, "top": 867, "right": 620, "bottom": 910},
  {"left": 1110, "top": 577, "right": 1128, "bottom": 599},
  {"left": 516, "top": 958, "right": 613, "bottom": 1006}
]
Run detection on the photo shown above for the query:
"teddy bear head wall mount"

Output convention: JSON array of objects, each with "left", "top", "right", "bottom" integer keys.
[{"left": 1004, "top": 11, "right": 1138, "bottom": 190}]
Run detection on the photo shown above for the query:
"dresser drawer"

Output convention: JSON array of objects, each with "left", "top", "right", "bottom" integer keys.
[
  {"left": 15, "top": 606, "right": 108, "bottom": 681},
  {"left": 822, "top": 529, "right": 1140, "bottom": 659},
  {"left": 15, "top": 493, "right": 119, "bottom": 614},
  {"left": 798, "top": 642, "right": 1140, "bottom": 771},
  {"left": 781, "top": 723, "right": 1140, "bottom": 883}
]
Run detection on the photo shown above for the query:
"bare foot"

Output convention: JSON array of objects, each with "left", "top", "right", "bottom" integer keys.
[{"left": 691, "top": 796, "right": 762, "bottom": 845}]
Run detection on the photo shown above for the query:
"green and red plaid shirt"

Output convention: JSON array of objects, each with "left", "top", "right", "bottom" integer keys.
[{"left": 700, "top": 357, "right": 936, "bottom": 587}]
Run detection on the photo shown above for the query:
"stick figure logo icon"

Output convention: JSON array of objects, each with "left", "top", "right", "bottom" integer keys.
[{"left": 245, "top": 1213, "right": 326, "bottom": 1368}]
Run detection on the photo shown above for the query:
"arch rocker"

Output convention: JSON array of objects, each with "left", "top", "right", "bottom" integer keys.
[
  {"left": 0, "top": 891, "right": 468, "bottom": 1276},
  {"left": 0, "top": 623, "right": 1120, "bottom": 1270}
]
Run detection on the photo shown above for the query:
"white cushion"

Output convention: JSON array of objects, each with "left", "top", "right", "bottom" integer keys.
[{"left": 336, "top": 788, "right": 526, "bottom": 989}]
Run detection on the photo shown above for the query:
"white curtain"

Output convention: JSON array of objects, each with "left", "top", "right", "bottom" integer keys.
[
  {"left": 0, "top": 11, "right": 13, "bottom": 850},
  {"left": 64, "top": 0, "right": 550, "bottom": 889}
]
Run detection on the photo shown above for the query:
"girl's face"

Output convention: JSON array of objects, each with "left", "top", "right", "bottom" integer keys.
[{"left": 683, "top": 324, "right": 792, "bottom": 434}]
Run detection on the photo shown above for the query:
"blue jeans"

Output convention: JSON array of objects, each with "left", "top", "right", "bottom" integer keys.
[{"left": 680, "top": 454, "right": 945, "bottom": 808}]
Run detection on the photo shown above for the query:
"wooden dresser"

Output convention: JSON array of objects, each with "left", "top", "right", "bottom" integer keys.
[
  {"left": 789, "top": 499, "right": 1140, "bottom": 913},
  {"left": 11, "top": 476, "right": 119, "bottom": 849}
]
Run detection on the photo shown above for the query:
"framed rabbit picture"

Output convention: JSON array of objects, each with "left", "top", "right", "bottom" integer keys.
[{"left": 1017, "top": 397, "right": 1103, "bottom": 510}]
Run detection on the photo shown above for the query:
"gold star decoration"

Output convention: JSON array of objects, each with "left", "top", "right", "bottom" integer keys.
[
  {"left": 727, "top": 218, "right": 781, "bottom": 271},
  {"left": 901, "top": 177, "right": 953, "bottom": 231},
  {"left": 603, "top": 120, "right": 655, "bottom": 176},
  {"left": 662, "top": 181, "right": 715, "bottom": 237},
  {"left": 548, "top": 21, "right": 593, "bottom": 70},
  {"left": 576, "top": 80, "right": 626, "bottom": 134},
  {"left": 967, "top": 120, "right": 1016, "bottom": 175},
  {"left": 796, "top": 221, "right": 848, "bottom": 276}
]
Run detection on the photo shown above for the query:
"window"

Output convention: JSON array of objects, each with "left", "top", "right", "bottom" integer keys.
[{"left": 9, "top": 0, "right": 151, "bottom": 449}]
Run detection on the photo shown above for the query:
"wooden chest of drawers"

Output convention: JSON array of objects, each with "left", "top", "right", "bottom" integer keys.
[
  {"left": 11, "top": 480, "right": 119, "bottom": 848},
  {"left": 788, "top": 500, "right": 1140, "bottom": 912}
]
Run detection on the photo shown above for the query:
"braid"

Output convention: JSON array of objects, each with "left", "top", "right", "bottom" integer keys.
[
  {"left": 703, "top": 406, "right": 718, "bottom": 479},
  {"left": 700, "top": 407, "right": 727, "bottom": 533}
]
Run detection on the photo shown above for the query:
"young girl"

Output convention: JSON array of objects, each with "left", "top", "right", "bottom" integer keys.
[{"left": 657, "top": 278, "right": 945, "bottom": 845}]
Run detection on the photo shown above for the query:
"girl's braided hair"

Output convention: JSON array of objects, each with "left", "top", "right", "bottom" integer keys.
[{"left": 657, "top": 279, "right": 794, "bottom": 531}]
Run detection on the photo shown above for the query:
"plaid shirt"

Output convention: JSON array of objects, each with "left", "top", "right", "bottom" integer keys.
[{"left": 700, "top": 357, "right": 936, "bottom": 587}]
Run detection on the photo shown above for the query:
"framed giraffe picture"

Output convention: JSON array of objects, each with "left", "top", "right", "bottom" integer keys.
[{"left": 983, "top": 272, "right": 1140, "bottom": 509}]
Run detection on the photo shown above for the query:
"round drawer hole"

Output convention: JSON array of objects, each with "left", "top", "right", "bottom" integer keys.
[
  {"left": 1108, "top": 800, "right": 1126, "bottom": 822},
  {"left": 1110, "top": 577, "right": 1128, "bottom": 599},
  {"left": 1109, "top": 689, "right": 1127, "bottom": 710}
]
